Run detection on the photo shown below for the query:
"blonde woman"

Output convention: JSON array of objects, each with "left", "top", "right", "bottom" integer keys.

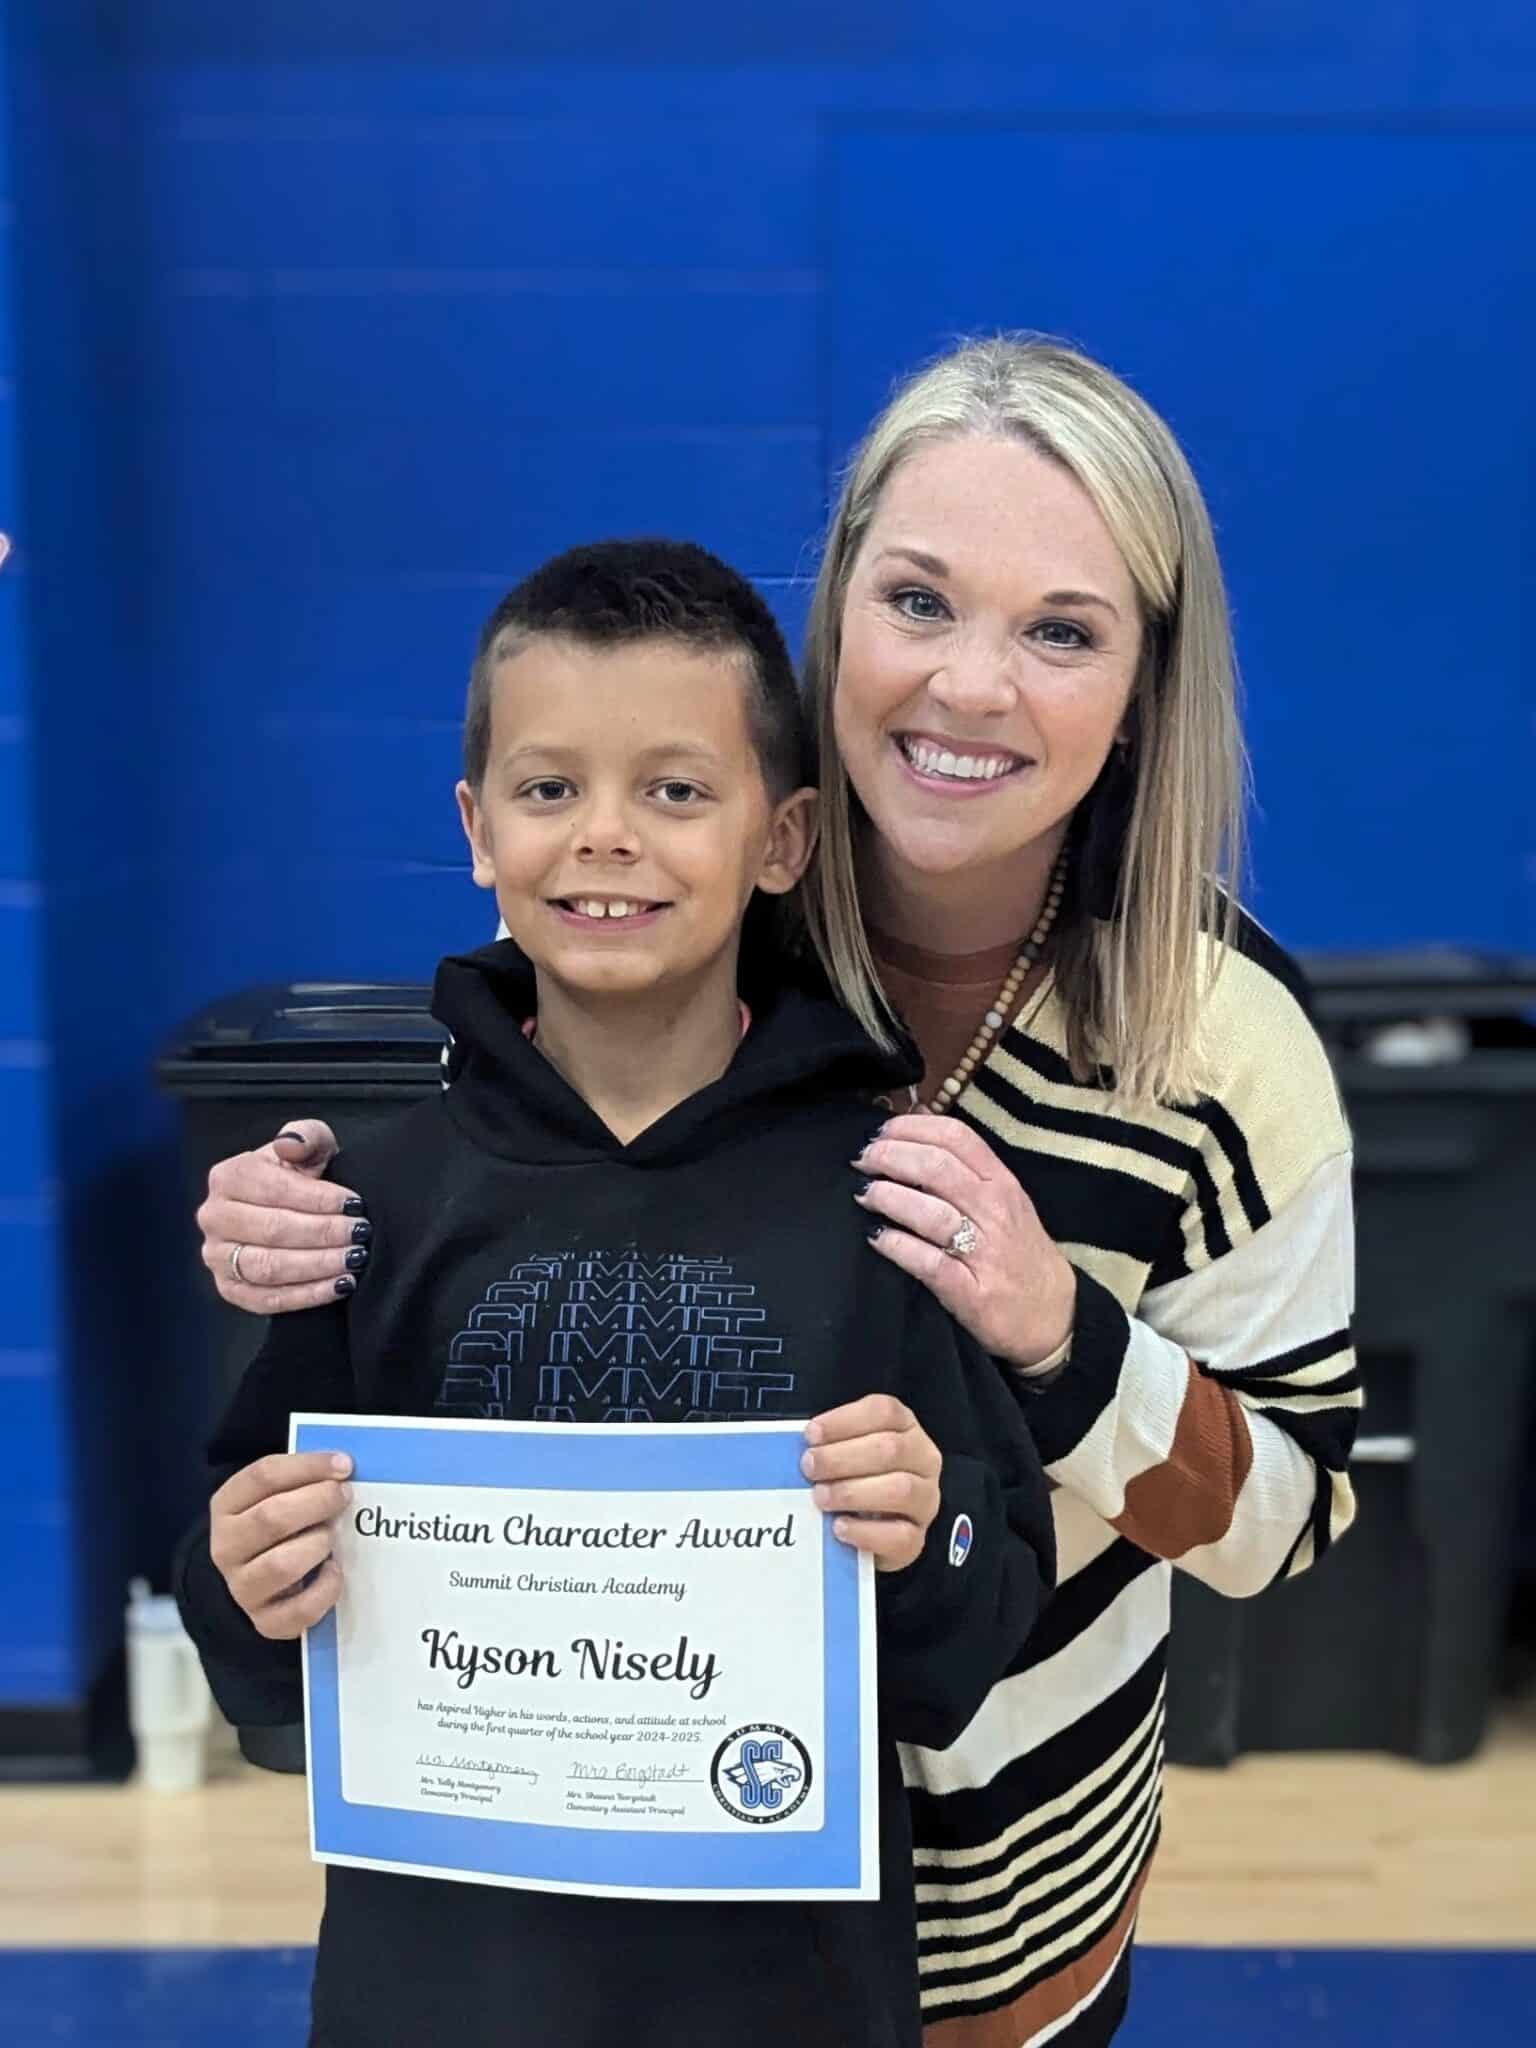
[{"left": 196, "top": 337, "right": 1358, "bottom": 2048}]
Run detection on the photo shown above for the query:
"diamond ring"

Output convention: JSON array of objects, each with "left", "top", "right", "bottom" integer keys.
[{"left": 946, "top": 1217, "right": 980, "bottom": 1260}]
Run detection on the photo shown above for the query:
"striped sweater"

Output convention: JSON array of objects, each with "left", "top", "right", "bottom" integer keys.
[{"left": 898, "top": 918, "right": 1358, "bottom": 2047}]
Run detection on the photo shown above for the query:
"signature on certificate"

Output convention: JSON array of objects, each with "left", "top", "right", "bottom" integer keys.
[{"left": 414, "top": 1753, "right": 538, "bottom": 1782}]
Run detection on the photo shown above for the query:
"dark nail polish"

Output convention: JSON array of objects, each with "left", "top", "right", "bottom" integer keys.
[
  {"left": 351, "top": 1219, "right": 372, "bottom": 1244},
  {"left": 345, "top": 1246, "right": 370, "bottom": 1272},
  {"left": 334, "top": 1275, "right": 357, "bottom": 1298},
  {"left": 853, "top": 1178, "right": 873, "bottom": 1199},
  {"left": 866, "top": 1226, "right": 884, "bottom": 1245},
  {"left": 342, "top": 1196, "right": 367, "bottom": 1218},
  {"left": 276, "top": 1129, "right": 307, "bottom": 1147}
]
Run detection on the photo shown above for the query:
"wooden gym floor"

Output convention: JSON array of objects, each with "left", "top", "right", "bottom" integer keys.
[{"left": 1, "top": 1698, "right": 1532, "bottom": 2043}]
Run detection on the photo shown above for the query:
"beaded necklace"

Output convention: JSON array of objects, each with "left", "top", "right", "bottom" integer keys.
[{"left": 924, "top": 848, "right": 1068, "bottom": 1114}]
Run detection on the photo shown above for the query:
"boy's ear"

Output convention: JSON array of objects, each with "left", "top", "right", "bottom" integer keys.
[
  {"left": 455, "top": 780, "right": 498, "bottom": 891},
  {"left": 755, "top": 786, "right": 819, "bottom": 898}
]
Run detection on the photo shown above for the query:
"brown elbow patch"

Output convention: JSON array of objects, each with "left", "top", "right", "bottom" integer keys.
[{"left": 1113, "top": 1359, "right": 1253, "bottom": 1557}]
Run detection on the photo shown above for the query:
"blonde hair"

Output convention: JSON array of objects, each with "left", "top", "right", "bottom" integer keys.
[{"left": 802, "top": 334, "right": 1246, "bottom": 1107}]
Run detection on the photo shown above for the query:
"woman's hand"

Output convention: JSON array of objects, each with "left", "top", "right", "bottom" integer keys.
[
  {"left": 854, "top": 1115, "right": 1076, "bottom": 1369},
  {"left": 209, "top": 1450, "right": 353, "bottom": 1639},
  {"left": 801, "top": 1394, "right": 942, "bottom": 1572},
  {"left": 197, "top": 1120, "right": 366, "bottom": 1314}
]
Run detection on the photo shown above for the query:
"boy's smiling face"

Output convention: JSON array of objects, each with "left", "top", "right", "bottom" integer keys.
[{"left": 456, "top": 635, "right": 816, "bottom": 1005}]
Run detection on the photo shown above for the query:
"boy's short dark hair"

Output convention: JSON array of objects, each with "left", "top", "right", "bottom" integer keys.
[{"left": 464, "top": 539, "right": 809, "bottom": 798}]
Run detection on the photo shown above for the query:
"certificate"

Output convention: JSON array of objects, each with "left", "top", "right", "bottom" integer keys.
[{"left": 291, "top": 1414, "right": 878, "bottom": 1901}]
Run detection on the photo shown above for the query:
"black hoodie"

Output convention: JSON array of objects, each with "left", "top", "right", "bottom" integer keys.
[{"left": 177, "top": 943, "right": 1054, "bottom": 2048}]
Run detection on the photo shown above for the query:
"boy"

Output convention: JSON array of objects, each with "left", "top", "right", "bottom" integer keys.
[{"left": 177, "top": 540, "right": 1053, "bottom": 2048}]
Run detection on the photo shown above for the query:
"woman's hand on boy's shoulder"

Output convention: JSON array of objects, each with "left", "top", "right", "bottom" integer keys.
[
  {"left": 854, "top": 1115, "right": 1076, "bottom": 1370},
  {"left": 198, "top": 1119, "right": 366, "bottom": 1314},
  {"left": 801, "top": 1395, "right": 941, "bottom": 1572}
]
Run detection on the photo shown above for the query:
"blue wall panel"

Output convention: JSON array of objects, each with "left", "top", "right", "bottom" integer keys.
[
  {"left": 0, "top": 888, "right": 46, "bottom": 1040},
  {"left": 262, "top": 280, "right": 816, "bottom": 428},
  {"left": 0, "top": 3, "right": 73, "bottom": 1710},
  {"left": 0, "top": 1199, "right": 56, "bottom": 1354},
  {"left": 144, "top": 117, "right": 817, "bottom": 273},
  {"left": 399, "top": 123, "right": 817, "bottom": 271},
  {"left": 0, "top": 575, "right": 23, "bottom": 719},
  {"left": 825, "top": 123, "right": 1536, "bottom": 949},
  {"left": 151, "top": 418, "right": 820, "bottom": 586},
  {"left": 0, "top": 1062, "right": 51, "bottom": 1198},
  {"left": 3, "top": 1, "right": 1535, "bottom": 1731},
  {"left": 399, "top": 427, "right": 823, "bottom": 581},
  {"left": 0, "top": 1211, "right": 70, "bottom": 1705},
  {"left": 0, "top": 713, "right": 31, "bottom": 874},
  {"left": 143, "top": 136, "right": 411, "bottom": 272},
  {"left": 110, "top": 24, "right": 1536, "bottom": 972},
  {"left": 5, "top": 0, "right": 164, "bottom": 1710}
]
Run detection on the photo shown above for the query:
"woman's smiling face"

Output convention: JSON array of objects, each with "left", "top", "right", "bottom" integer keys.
[{"left": 834, "top": 434, "right": 1143, "bottom": 903}]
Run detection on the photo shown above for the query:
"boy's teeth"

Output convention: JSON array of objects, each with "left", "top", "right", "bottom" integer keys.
[
  {"left": 576, "top": 899, "right": 641, "bottom": 919},
  {"left": 904, "top": 739, "right": 1013, "bottom": 781}
]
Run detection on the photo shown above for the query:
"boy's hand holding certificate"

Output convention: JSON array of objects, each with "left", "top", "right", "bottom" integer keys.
[{"left": 295, "top": 1414, "right": 878, "bottom": 1902}]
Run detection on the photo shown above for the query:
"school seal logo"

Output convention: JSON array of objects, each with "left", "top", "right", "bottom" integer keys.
[{"left": 711, "top": 1723, "right": 812, "bottom": 1824}]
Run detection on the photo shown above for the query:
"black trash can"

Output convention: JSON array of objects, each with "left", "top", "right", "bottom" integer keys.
[
  {"left": 159, "top": 983, "right": 449, "bottom": 1408},
  {"left": 159, "top": 983, "right": 448, "bottom": 1770},
  {"left": 1166, "top": 952, "right": 1536, "bottom": 1766}
]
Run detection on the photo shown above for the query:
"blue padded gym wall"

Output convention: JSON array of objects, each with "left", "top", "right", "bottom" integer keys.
[
  {"left": 3, "top": 0, "right": 1534, "bottom": 1741},
  {"left": 3, "top": 0, "right": 153, "bottom": 1736}
]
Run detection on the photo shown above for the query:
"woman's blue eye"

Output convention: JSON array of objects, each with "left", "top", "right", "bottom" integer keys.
[
  {"left": 1033, "top": 619, "right": 1091, "bottom": 650},
  {"left": 890, "top": 586, "right": 949, "bottom": 622}
]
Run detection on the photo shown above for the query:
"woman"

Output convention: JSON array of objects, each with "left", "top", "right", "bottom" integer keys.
[{"left": 196, "top": 336, "right": 1358, "bottom": 2047}]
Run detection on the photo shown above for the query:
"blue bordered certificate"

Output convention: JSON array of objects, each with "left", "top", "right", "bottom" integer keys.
[{"left": 290, "top": 1414, "right": 878, "bottom": 1901}]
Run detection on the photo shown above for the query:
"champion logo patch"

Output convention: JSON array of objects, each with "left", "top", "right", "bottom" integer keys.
[{"left": 947, "top": 1513, "right": 974, "bottom": 1567}]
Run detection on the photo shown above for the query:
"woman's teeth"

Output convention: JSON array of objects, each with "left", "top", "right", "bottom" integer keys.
[{"left": 900, "top": 738, "right": 1018, "bottom": 782}]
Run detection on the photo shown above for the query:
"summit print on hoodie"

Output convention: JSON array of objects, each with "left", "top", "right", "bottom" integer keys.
[{"left": 439, "top": 1243, "right": 797, "bottom": 1424}]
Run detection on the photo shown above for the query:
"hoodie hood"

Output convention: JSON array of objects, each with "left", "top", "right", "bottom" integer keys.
[{"left": 431, "top": 940, "right": 920, "bottom": 1167}]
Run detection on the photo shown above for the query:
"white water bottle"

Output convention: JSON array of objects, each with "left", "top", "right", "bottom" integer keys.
[{"left": 126, "top": 1578, "right": 213, "bottom": 1791}]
